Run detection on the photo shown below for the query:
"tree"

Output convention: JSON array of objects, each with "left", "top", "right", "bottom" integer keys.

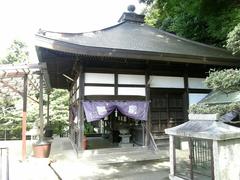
[
  {"left": 0, "top": 40, "right": 70, "bottom": 139},
  {"left": 205, "top": 69, "right": 240, "bottom": 93},
  {"left": 226, "top": 23, "right": 240, "bottom": 55},
  {"left": 0, "top": 40, "right": 32, "bottom": 139},
  {"left": 1, "top": 40, "right": 29, "bottom": 64},
  {"left": 143, "top": 0, "right": 240, "bottom": 47},
  {"left": 0, "top": 95, "right": 22, "bottom": 139},
  {"left": 189, "top": 69, "right": 240, "bottom": 115},
  {"left": 49, "top": 89, "right": 69, "bottom": 136}
]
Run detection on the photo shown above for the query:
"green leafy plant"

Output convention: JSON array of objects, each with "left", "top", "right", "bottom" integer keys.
[
  {"left": 226, "top": 23, "right": 240, "bottom": 55},
  {"left": 84, "top": 121, "right": 95, "bottom": 134},
  {"left": 205, "top": 69, "right": 240, "bottom": 93},
  {"left": 189, "top": 68, "right": 240, "bottom": 115},
  {"left": 189, "top": 102, "right": 240, "bottom": 116},
  {"left": 49, "top": 89, "right": 69, "bottom": 136},
  {"left": 144, "top": 0, "right": 240, "bottom": 48}
]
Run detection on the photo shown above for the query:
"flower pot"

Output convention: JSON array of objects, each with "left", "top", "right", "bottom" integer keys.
[{"left": 32, "top": 140, "right": 51, "bottom": 158}]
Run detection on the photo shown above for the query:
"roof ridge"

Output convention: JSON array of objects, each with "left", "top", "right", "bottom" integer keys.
[{"left": 37, "top": 22, "right": 125, "bottom": 36}]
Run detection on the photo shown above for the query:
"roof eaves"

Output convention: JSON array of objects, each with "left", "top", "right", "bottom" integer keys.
[{"left": 35, "top": 34, "right": 240, "bottom": 67}]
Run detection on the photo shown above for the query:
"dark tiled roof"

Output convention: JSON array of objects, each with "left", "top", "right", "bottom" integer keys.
[{"left": 36, "top": 21, "right": 239, "bottom": 61}]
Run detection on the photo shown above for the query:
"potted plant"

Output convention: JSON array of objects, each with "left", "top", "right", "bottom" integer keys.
[{"left": 32, "top": 123, "right": 52, "bottom": 158}]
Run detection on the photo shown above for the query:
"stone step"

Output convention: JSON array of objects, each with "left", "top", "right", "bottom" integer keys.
[
  {"left": 78, "top": 149, "right": 168, "bottom": 164},
  {"left": 153, "top": 135, "right": 169, "bottom": 140},
  {"left": 155, "top": 138, "right": 169, "bottom": 143},
  {"left": 83, "top": 146, "right": 148, "bottom": 155},
  {"left": 157, "top": 143, "right": 169, "bottom": 148},
  {"left": 154, "top": 137, "right": 169, "bottom": 141}
]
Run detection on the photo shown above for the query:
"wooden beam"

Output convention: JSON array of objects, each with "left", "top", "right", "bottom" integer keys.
[
  {"left": 39, "top": 73, "right": 44, "bottom": 141},
  {"left": 28, "top": 78, "right": 40, "bottom": 92},
  {"left": 40, "top": 63, "right": 52, "bottom": 92},
  {"left": 114, "top": 73, "right": 118, "bottom": 95},
  {"left": 0, "top": 72, "right": 25, "bottom": 79},
  {"left": 22, "top": 74, "right": 27, "bottom": 161},
  {"left": 47, "top": 93, "right": 50, "bottom": 124},
  {"left": 183, "top": 72, "right": 189, "bottom": 122},
  {"left": 0, "top": 80, "right": 39, "bottom": 104},
  {"left": 0, "top": 64, "right": 40, "bottom": 71},
  {"left": 145, "top": 72, "right": 150, "bottom": 146},
  {"left": 84, "top": 95, "right": 145, "bottom": 101},
  {"left": 0, "top": 63, "right": 51, "bottom": 92},
  {"left": 0, "top": 80, "right": 23, "bottom": 96}
]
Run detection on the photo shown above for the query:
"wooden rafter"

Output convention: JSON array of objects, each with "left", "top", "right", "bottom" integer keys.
[
  {"left": 28, "top": 77, "right": 40, "bottom": 92},
  {"left": 0, "top": 80, "right": 39, "bottom": 104},
  {"left": 0, "top": 72, "right": 25, "bottom": 79}
]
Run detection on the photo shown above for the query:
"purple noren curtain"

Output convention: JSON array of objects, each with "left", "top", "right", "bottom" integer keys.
[{"left": 82, "top": 101, "right": 149, "bottom": 122}]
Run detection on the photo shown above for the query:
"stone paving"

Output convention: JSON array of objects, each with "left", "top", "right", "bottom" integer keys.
[
  {"left": 0, "top": 140, "right": 56, "bottom": 180},
  {"left": 49, "top": 137, "right": 170, "bottom": 180},
  {"left": 1, "top": 138, "right": 170, "bottom": 180}
]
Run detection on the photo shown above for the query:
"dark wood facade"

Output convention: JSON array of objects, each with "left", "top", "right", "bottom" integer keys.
[
  {"left": 64, "top": 57, "right": 217, "bottom": 151},
  {"left": 35, "top": 10, "right": 240, "bottom": 153}
]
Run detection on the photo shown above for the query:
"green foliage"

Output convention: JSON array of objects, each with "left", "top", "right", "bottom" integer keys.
[
  {"left": 226, "top": 23, "right": 240, "bottom": 55},
  {"left": 144, "top": 3, "right": 163, "bottom": 27},
  {"left": 84, "top": 121, "right": 95, "bottom": 134},
  {"left": 49, "top": 89, "right": 69, "bottom": 136},
  {"left": 0, "top": 40, "right": 31, "bottom": 139},
  {"left": 189, "top": 102, "right": 240, "bottom": 116},
  {"left": 205, "top": 69, "right": 240, "bottom": 93},
  {"left": 0, "top": 40, "right": 70, "bottom": 139},
  {"left": 0, "top": 94, "right": 27, "bottom": 140},
  {"left": 169, "top": 13, "right": 211, "bottom": 43},
  {"left": 0, "top": 40, "right": 29, "bottom": 64},
  {"left": 144, "top": 0, "right": 240, "bottom": 47},
  {"left": 190, "top": 68, "right": 240, "bottom": 115}
]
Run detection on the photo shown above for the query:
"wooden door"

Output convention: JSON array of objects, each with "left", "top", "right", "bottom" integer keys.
[{"left": 150, "top": 89, "right": 185, "bottom": 135}]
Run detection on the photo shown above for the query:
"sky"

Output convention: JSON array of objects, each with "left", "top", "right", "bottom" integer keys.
[{"left": 0, "top": 0, "right": 145, "bottom": 62}]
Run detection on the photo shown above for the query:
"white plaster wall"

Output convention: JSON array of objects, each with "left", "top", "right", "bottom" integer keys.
[
  {"left": 118, "top": 87, "right": 146, "bottom": 96},
  {"left": 150, "top": 76, "right": 184, "bottom": 88},
  {"left": 85, "top": 73, "right": 114, "bottom": 84},
  {"left": 214, "top": 139, "right": 240, "bottom": 180},
  {"left": 188, "top": 78, "right": 209, "bottom": 89},
  {"left": 118, "top": 74, "right": 145, "bottom": 85}
]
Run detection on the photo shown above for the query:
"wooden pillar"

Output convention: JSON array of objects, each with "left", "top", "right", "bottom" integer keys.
[
  {"left": 47, "top": 93, "right": 50, "bottom": 124},
  {"left": 145, "top": 72, "right": 151, "bottom": 146},
  {"left": 39, "top": 72, "right": 44, "bottom": 141},
  {"left": 114, "top": 73, "right": 118, "bottom": 95},
  {"left": 22, "top": 74, "right": 28, "bottom": 161},
  {"left": 183, "top": 72, "right": 189, "bottom": 121},
  {"left": 78, "top": 65, "right": 85, "bottom": 152}
]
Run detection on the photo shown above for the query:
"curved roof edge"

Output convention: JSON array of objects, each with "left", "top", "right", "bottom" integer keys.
[
  {"left": 37, "top": 21, "right": 126, "bottom": 36},
  {"left": 37, "top": 21, "right": 237, "bottom": 56},
  {"left": 35, "top": 33, "right": 240, "bottom": 66}
]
